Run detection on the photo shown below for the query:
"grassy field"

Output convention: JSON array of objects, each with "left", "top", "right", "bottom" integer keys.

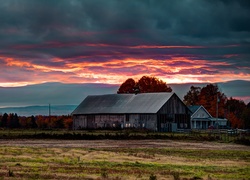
[
  {"left": 0, "top": 139, "right": 250, "bottom": 179},
  {"left": 0, "top": 129, "right": 249, "bottom": 144}
]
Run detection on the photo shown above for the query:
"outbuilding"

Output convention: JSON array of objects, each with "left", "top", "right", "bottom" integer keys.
[{"left": 72, "top": 92, "right": 191, "bottom": 132}]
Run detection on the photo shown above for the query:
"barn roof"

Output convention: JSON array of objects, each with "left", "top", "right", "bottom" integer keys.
[{"left": 72, "top": 92, "right": 175, "bottom": 115}]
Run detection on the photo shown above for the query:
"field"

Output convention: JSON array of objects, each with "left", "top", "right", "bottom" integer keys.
[{"left": 0, "top": 138, "right": 250, "bottom": 180}]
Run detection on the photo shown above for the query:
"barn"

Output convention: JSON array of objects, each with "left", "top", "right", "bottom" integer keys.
[{"left": 72, "top": 92, "right": 191, "bottom": 132}]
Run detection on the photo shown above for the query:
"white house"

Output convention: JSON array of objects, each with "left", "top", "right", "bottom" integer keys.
[{"left": 189, "top": 105, "right": 228, "bottom": 129}]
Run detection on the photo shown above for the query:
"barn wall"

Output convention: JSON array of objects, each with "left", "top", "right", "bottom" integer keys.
[
  {"left": 94, "top": 114, "right": 125, "bottom": 128},
  {"left": 126, "top": 114, "right": 157, "bottom": 130},
  {"left": 73, "top": 114, "right": 125, "bottom": 129},
  {"left": 73, "top": 114, "right": 157, "bottom": 130},
  {"left": 73, "top": 115, "right": 87, "bottom": 129},
  {"left": 158, "top": 94, "right": 188, "bottom": 114},
  {"left": 157, "top": 94, "right": 191, "bottom": 131}
]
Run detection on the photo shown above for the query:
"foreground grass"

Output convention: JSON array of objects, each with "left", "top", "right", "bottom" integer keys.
[
  {"left": 0, "top": 145, "right": 249, "bottom": 179},
  {"left": 1, "top": 129, "right": 249, "bottom": 145}
]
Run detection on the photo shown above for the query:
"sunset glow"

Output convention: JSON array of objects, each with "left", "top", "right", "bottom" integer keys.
[{"left": 1, "top": 53, "right": 250, "bottom": 87}]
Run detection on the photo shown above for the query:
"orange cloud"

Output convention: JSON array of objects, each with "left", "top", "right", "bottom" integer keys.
[{"left": 1, "top": 55, "right": 250, "bottom": 87}]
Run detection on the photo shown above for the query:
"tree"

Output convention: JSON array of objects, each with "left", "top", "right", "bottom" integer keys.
[
  {"left": 30, "top": 115, "right": 37, "bottom": 128},
  {"left": 6, "top": 113, "right": 20, "bottom": 128},
  {"left": 0, "top": 113, "right": 8, "bottom": 127},
  {"left": 228, "top": 112, "right": 243, "bottom": 128},
  {"left": 117, "top": 78, "right": 136, "bottom": 94},
  {"left": 117, "top": 76, "right": 172, "bottom": 94},
  {"left": 225, "top": 97, "right": 246, "bottom": 128},
  {"left": 226, "top": 97, "right": 246, "bottom": 117},
  {"left": 183, "top": 86, "right": 201, "bottom": 106},
  {"left": 242, "top": 102, "right": 250, "bottom": 129},
  {"left": 63, "top": 116, "right": 73, "bottom": 130},
  {"left": 137, "top": 76, "right": 172, "bottom": 93},
  {"left": 197, "top": 84, "right": 227, "bottom": 118}
]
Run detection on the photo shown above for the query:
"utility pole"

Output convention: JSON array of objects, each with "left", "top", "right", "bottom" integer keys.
[
  {"left": 49, "top": 103, "right": 51, "bottom": 117},
  {"left": 49, "top": 103, "right": 51, "bottom": 129},
  {"left": 216, "top": 92, "right": 219, "bottom": 128}
]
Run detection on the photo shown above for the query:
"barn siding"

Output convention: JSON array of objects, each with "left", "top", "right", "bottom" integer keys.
[
  {"left": 73, "top": 114, "right": 157, "bottom": 130},
  {"left": 73, "top": 114, "right": 125, "bottom": 129},
  {"left": 157, "top": 94, "right": 191, "bottom": 131},
  {"left": 73, "top": 115, "right": 87, "bottom": 129}
]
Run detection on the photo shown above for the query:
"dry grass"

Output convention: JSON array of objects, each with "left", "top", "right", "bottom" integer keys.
[{"left": 0, "top": 140, "right": 249, "bottom": 179}]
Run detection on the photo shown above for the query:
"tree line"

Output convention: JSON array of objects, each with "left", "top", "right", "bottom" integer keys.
[{"left": 0, "top": 113, "right": 72, "bottom": 129}]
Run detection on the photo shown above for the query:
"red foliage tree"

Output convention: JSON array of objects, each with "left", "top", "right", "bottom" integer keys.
[
  {"left": 228, "top": 112, "right": 243, "bottom": 128},
  {"left": 197, "top": 84, "right": 226, "bottom": 118},
  {"left": 117, "top": 78, "right": 136, "bottom": 94},
  {"left": 137, "top": 76, "right": 172, "bottom": 93},
  {"left": 183, "top": 86, "right": 201, "bottom": 106},
  {"left": 117, "top": 76, "right": 172, "bottom": 94}
]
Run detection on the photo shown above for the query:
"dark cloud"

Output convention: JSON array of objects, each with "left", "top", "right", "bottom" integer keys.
[{"left": 0, "top": 0, "right": 249, "bottom": 86}]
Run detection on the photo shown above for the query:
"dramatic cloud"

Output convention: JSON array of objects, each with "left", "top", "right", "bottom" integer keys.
[{"left": 0, "top": 0, "right": 250, "bottom": 87}]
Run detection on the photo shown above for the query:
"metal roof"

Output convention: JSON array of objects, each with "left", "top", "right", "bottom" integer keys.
[
  {"left": 188, "top": 105, "right": 201, "bottom": 114},
  {"left": 72, "top": 92, "right": 175, "bottom": 115},
  {"left": 188, "top": 105, "right": 212, "bottom": 118}
]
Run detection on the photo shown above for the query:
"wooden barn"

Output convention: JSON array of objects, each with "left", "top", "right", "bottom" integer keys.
[{"left": 72, "top": 92, "right": 191, "bottom": 132}]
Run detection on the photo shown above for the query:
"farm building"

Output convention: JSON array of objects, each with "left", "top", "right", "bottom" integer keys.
[
  {"left": 189, "top": 105, "right": 228, "bottom": 129},
  {"left": 72, "top": 92, "right": 191, "bottom": 132}
]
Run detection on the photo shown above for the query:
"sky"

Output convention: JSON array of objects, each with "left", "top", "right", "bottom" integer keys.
[{"left": 0, "top": 0, "right": 250, "bottom": 88}]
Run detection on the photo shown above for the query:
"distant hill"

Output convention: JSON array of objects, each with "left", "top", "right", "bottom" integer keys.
[
  {"left": 0, "top": 82, "right": 118, "bottom": 107},
  {"left": 0, "top": 105, "right": 77, "bottom": 116},
  {"left": 0, "top": 80, "right": 249, "bottom": 111}
]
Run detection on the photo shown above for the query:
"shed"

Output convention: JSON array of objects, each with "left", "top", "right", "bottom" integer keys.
[{"left": 72, "top": 92, "right": 191, "bottom": 132}]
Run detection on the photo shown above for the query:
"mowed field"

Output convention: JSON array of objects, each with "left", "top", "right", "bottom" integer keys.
[{"left": 0, "top": 139, "right": 250, "bottom": 180}]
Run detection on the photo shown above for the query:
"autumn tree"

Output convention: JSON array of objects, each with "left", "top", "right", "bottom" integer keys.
[
  {"left": 63, "top": 116, "right": 73, "bottom": 130},
  {"left": 6, "top": 113, "right": 20, "bottom": 128},
  {"left": 226, "top": 97, "right": 246, "bottom": 118},
  {"left": 183, "top": 86, "right": 201, "bottom": 106},
  {"left": 228, "top": 112, "right": 242, "bottom": 128},
  {"left": 0, "top": 113, "right": 8, "bottom": 127},
  {"left": 117, "top": 76, "right": 172, "bottom": 94},
  {"left": 197, "top": 84, "right": 227, "bottom": 118},
  {"left": 137, "top": 76, "right": 172, "bottom": 93},
  {"left": 117, "top": 78, "right": 136, "bottom": 94},
  {"left": 241, "top": 102, "right": 250, "bottom": 129}
]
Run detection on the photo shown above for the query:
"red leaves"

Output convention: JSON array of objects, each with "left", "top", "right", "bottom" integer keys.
[{"left": 117, "top": 76, "right": 172, "bottom": 94}]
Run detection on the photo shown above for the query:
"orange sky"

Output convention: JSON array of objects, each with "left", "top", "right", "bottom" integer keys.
[{"left": 1, "top": 54, "right": 250, "bottom": 87}]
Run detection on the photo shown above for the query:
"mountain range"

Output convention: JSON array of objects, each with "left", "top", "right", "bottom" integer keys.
[{"left": 0, "top": 80, "right": 249, "bottom": 116}]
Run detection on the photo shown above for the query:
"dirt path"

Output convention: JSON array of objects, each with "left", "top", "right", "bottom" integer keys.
[{"left": 0, "top": 139, "right": 249, "bottom": 150}]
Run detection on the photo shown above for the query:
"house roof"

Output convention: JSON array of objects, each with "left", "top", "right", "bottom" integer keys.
[
  {"left": 188, "top": 105, "right": 200, "bottom": 114},
  {"left": 188, "top": 105, "right": 213, "bottom": 118},
  {"left": 72, "top": 92, "right": 175, "bottom": 115}
]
